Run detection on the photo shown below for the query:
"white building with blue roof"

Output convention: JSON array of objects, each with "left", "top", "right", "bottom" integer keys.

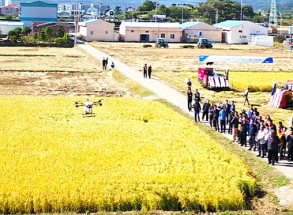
[
  {"left": 214, "top": 20, "right": 268, "bottom": 44},
  {"left": 20, "top": 1, "right": 57, "bottom": 26},
  {"left": 181, "top": 21, "right": 222, "bottom": 43}
]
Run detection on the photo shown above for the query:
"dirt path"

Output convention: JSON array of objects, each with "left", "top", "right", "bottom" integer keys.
[{"left": 78, "top": 42, "right": 293, "bottom": 207}]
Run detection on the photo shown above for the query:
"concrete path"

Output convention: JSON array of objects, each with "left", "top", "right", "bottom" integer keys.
[{"left": 78, "top": 42, "right": 293, "bottom": 204}]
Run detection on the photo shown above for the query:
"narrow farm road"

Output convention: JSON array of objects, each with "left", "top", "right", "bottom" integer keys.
[{"left": 78, "top": 42, "right": 293, "bottom": 206}]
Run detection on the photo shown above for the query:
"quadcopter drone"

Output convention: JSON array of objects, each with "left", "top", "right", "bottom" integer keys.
[{"left": 75, "top": 99, "right": 103, "bottom": 117}]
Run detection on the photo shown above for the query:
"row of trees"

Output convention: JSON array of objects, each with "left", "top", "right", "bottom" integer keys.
[
  {"left": 7, "top": 26, "right": 70, "bottom": 44},
  {"left": 119, "top": 0, "right": 292, "bottom": 25}
]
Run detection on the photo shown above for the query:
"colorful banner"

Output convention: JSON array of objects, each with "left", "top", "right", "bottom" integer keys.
[{"left": 199, "top": 55, "right": 273, "bottom": 63}]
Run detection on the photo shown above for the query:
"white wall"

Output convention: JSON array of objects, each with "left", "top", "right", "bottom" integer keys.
[
  {"left": 0, "top": 22, "right": 23, "bottom": 34},
  {"left": 226, "top": 22, "right": 267, "bottom": 44},
  {"left": 252, "top": 35, "right": 274, "bottom": 46},
  {"left": 124, "top": 27, "right": 182, "bottom": 42},
  {"left": 183, "top": 23, "right": 222, "bottom": 42},
  {"left": 80, "top": 20, "right": 116, "bottom": 42}
]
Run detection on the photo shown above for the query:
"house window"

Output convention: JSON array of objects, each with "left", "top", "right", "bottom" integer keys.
[
  {"left": 161, "top": 33, "right": 165, "bottom": 38},
  {"left": 131, "top": 30, "right": 134, "bottom": 33},
  {"left": 240, "top": 35, "right": 246, "bottom": 38},
  {"left": 105, "top": 31, "right": 108, "bottom": 34},
  {"left": 170, "top": 34, "right": 175, "bottom": 39},
  {"left": 90, "top": 31, "right": 94, "bottom": 35},
  {"left": 238, "top": 30, "right": 243, "bottom": 33},
  {"left": 146, "top": 31, "right": 149, "bottom": 33}
]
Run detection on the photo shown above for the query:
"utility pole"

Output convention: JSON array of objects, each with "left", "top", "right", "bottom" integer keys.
[
  {"left": 181, "top": 6, "right": 183, "bottom": 24},
  {"left": 215, "top": 10, "right": 218, "bottom": 24},
  {"left": 155, "top": 0, "right": 158, "bottom": 22},
  {"left": 240, "top": 0, "right": 243, "bottom": 20},
  {"left": 74, "top": 1, "right": 77, "bottom": 46}
]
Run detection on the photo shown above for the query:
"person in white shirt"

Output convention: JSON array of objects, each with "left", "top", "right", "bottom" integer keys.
[{"left": 257, "top": 125, "right": 268, "bottom": 158}]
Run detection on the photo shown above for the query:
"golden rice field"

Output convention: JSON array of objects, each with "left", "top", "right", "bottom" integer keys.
[
  {"left": 229, "top": 72, "right": 293, "bottom": 92},
  {"left": 0, "top": 97, "right": 256, "bottom": 213}
]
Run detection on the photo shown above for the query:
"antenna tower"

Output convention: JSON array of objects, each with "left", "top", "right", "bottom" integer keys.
[{"left": 269, "top": 0, "right": 277, "bottom": 27}]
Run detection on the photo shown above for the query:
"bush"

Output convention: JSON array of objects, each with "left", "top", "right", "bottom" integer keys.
[
  {"left": 143, "top": 44, "right": 152, "bottom": 48},
  {"left": 274, "top": 34, "right": 286, "bottom": 43}
]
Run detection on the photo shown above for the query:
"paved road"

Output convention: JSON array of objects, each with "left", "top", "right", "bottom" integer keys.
[{"left": 78, "top": 42, "right": 293, "bottom": 204}]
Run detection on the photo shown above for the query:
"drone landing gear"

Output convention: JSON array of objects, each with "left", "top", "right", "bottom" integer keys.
[{"left": 82, "top": 112, "right": 96, "bottom": 117}]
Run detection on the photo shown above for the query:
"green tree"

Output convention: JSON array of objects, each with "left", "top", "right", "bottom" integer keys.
[
  {"left": 56, "top": 26, "right": 65, "bottom": 37},
  {"left": 22, "top": 27, "right": 32, "bottom": 36},
  {"left": 44, "top": 26, "right": 53, "bottom": 41},
  {"left": 138, "top": 0, "right": 156, "bottom": 12},
  {"left": 14, "top": 27, "right": 22, "bottom": 36},
  {"left": 39, "top": 30, "right": 46, "bottom": 41},
  {"left": 8, "top": 30, "right": 17, "bottom": 43},
  {"left": 195, "top": 0, "right": 254, "bottom": 24}
]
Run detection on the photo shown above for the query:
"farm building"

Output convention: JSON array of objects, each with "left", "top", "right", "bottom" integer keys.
[
  {"left": 214, "top": 20, "right": 268, "bottom": 44},
  {"left": 119, "top": 21, "right": 182, "bottom": 42},
  {"left": 78, "top": 19, "right": 118, "bottom": 42},
  {"left": 31, "top": 22, "right": 69, "bottom": 35},
  {"left": 181, "top": 21, "right": 222, "bottom": 43},
  {"left": 20, "top": 1, "right": 58, "bottom": 26},
  {"left": 0, "top": 21, "right": 23, "bottom": 35}
]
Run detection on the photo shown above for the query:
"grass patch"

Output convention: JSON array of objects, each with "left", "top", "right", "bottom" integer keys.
[{"left": 112, "top": 69, "right": 154, "bottom": 97}]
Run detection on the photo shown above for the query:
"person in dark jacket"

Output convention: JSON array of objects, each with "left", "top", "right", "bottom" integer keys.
[
  {"left": 228, "top": 110, "right": 235, "bottom": 134},
  {"left": 143, "top": 64, "right": 147, "bottom": 78},
  {"left": 148, "top": 65, "right": 152, "bottom": 79},
  {"left": 248, "top": 119, "right": 258, "bottom": 151},
  {"left": 187, "top": 89, "right": 193, "bottom": 111},
  {"left": 231, "top": 111, "right": 239, "bottom": 141},
  {"left": 213, "top": 105, "right": 220, "bottom": 131},
  {"left": 209, "top": 105, "right": 214, "bottom": 128},
  {"left": 194, "top": 89, "right": 201, "bottom": 102},
  {"left": 193, "top": 99, "right": 201, "bottom": 123},
  {"left": 287, "top": 128, "right": 293, "bottom": 161},
  {"left": 240, "top": 117, "right": 248, "bottom": 147},
  {"left": 202, "top": 99, "right": 211, "bottom": 121},
  {"left": 267, "top": 131, "right": 280, "bottom": 165}
]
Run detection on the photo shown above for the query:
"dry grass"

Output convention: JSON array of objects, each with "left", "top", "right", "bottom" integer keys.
[
  {"left": 0, "top": 47, "right": 101, "bottom": 72},
  {"left": 90, "top": 42, "right": 293, "bottom": 126},
  {"left": 91, "top": 42, "right": 293, "bottom": 72}
]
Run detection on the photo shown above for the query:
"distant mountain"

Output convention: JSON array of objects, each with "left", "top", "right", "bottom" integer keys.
[{"left": 10, "top": 0, "right": 293, "bottom": 12}]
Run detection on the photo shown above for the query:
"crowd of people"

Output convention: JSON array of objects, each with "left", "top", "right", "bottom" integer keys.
[{"left": 186, "top": 83, "right": 293, "bottom": 166}]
